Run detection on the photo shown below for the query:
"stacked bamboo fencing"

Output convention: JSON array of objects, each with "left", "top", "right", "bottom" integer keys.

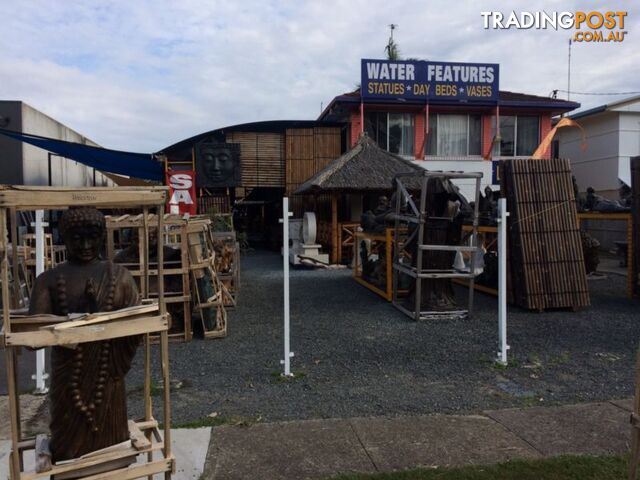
[
  {"left": 632, "top": 155, "right": 640, "bottom": 299},
  {"left": 226, "top": 132, "right": 285, "bottom": 188},
  {"left": 286, "top": 128, "right": 341, "bottom": 217},
  {"left": 500, "top": 158, "right": 590, "bottom": 310}
]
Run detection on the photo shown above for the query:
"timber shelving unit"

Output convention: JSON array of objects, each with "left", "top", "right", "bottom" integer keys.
[
  {"left": 337, "top": 222, "right": 360, "bottom": 265},
  {"left": 391, "top": 171, "right": 483, "bottom": 321},
  {"left": 577, "top": 212, "right": 634, "bottom": 299},
  {"left": 0, "top": 186, "right": 175, "bottom": 480},
  {"left": 187, "top": 220, "right": 230, "bottom": 338},
  {"left": 456, "top": 224, "right": 499, "bottom": 296},
  {"left": 457, "top": 214, "right": 635, "bottom": 300},
  {"left": 106, "top": 213, "right": 195, "bottom": 342}
]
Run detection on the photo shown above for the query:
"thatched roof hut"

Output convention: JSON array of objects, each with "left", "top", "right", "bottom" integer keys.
[
  {"left": 292, "top": 135, "right": 472, "bottom": 264},
  {"left": 294, "top": 135, "right": 422, "bottom": 195}
]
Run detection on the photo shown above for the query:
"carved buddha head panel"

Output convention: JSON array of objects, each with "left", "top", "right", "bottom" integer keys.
[
  {"left": 58, "top": 207, "right": 106, "bottom": 264},
  {"left": 195, "top": 141, "right": 241, "bottom": 188}
]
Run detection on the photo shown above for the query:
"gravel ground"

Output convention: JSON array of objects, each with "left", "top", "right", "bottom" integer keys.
[{"left": 127, "top": 250, "right": 640, "bottom": 425}]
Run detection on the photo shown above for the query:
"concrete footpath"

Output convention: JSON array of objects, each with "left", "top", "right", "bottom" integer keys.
[
  {"left": 0, "top": 398, "right": 634, "bottom": 479},
  {"left": 202, "top": 399, "right": 634, "bottom": 480}
]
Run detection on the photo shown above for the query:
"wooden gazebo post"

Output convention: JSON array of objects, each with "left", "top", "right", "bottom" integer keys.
[{"left": 331, "top": 192, "right": 338, "bottom": 263}]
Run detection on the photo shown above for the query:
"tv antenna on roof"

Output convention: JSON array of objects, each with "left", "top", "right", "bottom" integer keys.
[{"left": 389, "top": 24, "right": 397, "bottom": 39}]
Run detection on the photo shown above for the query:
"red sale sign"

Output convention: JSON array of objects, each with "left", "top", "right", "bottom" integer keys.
[{"left": 166, "top": 170, "right": 197, "bottom": 215}]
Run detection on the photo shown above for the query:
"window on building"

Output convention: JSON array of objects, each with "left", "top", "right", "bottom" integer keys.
[
  {"left": 492, "top": 116, "right": 540, "bottom": 157},
  {"left": 364, "top": 112, "right": 414, "bottom": 156},
  {"left": 425, "top": 114, "right": 482, "bottom": 156}
]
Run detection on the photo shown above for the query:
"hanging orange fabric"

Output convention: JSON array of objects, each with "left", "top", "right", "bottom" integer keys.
[{"left": 531, "top": 117, "right": 586, "bottom": 159}]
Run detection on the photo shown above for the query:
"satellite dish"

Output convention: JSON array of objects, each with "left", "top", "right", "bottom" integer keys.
[{"left": 302, "top": 212, "right": 317, "bottom": 244}]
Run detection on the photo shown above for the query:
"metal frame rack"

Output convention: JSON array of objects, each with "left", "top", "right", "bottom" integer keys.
[{"left": 391, "top": 171, "right": 483, "bottom": 321}]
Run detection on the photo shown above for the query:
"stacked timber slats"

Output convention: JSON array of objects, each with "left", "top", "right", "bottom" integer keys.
[
  {"left": 286, "top": 127, "right": 341, "bottom": 216},
  {"left": 285, "top": 128, "right": 342, "bottom": 195},
  {"left": 314, "top": 127, "right": 342, "bottom": 173},
  {"left": 501, "top": 158, "right": 590, "bottom": 310},
  {"left": 632, "top": 156, "right": 640, "bottom": 298},
  {"left": 226, "top": 132, "right": 285, "bottom": 188},
  {"left": 286, "top": 128, "right": 315, "bottom": 195}
]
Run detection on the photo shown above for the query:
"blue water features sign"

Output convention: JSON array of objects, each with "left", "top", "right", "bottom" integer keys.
[{"left": 361, "top": 59, "right": 499, "bottom": 102}]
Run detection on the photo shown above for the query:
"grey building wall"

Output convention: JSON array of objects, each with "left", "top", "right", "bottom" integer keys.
[
  {"left": 558, "top": 112, "right": 620, "bottom": 195},
  {"left": 0, "top": 100, "right": 113, "bottom": 187},
  {"left": 0, "top": 101, "right": 25, "bottom": 184}
]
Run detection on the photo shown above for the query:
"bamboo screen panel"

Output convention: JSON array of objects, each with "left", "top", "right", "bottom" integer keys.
[
  {"left": 632, "top": 156, "right": 640, "bottom": 298},
  {"left": 285, "top": 127, "right": 342, "bottom": 195},
  {"left": 226, "top": 132, "right": 285, "bottom": 188},
  {"left": 501, "top": 158, "right": 590, "bottom": 310},
  {"left": 198, "top": 194, "right": 231, "bottom": 214}
]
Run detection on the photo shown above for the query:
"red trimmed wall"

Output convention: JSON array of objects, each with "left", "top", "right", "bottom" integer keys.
[
  {"left": 539, "top": 114, "right": 552, "bottom": 159},
  {"left": 350, "top": 110, "right": 361, "bottom": 147},
  {"left": 481, "top": 115, "right": 494, "bottom": 158},
  {"left": 348, "top": 108, "right": 554, "bottom": 159},
  {"left": 414, "top": 109, "right": 425, "bottom": 159}
]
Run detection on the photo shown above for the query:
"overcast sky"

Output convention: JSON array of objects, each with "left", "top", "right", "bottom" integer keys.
[{"left": 1, "top": 0, "right": 638, "bottom": 152}]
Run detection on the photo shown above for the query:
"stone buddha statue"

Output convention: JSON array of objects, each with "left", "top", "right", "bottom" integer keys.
[{"left": 29, "top": 208, "right": 141, "bottom": 462}]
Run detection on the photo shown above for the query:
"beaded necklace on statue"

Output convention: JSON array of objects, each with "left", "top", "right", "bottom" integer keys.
[{"left": 56, "top": 267, "right": 117, "bottom": 432}]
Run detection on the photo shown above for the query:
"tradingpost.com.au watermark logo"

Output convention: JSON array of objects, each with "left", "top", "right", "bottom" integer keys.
[{"left": 481, "top": 11, "right": 628, "bottom": 42}]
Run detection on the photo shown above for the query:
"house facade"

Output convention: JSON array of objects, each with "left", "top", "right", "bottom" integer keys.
[
  {"left": 319, "top": 59, "right": 579, "bottom": 198},
  {"left": 556, "top": 95, "right": 640, "bottom": 197}
]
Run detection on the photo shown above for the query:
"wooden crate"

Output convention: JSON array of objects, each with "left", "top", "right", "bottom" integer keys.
[
  {"left": 106, "top": 214, "right": 195, "bottom": 343},
  {"left": 187, "top": 221, "right": 232, "bottom": 338},
  {"left": 353, "top": 229, "right": 394, "bottom": 301},
  {"left": 210, "top": 231, "right": 240, "bottom": 305},
  {"left": 577, "top": 212, "right": 634, "bottom": 299},
  {"left": 0, "top": 186, "right": 175, "bottom": 480}
]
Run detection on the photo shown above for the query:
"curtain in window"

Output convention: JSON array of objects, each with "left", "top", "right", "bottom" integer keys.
[
  {"left": 468, "top": 115, "right": 482, "bottom": 155},
  {"left": 426, "top": 113, "right": 437, "bottom": 156},
  {"left": 402, "top": 114, "right": 414, "bottom": 156},
  {"left": 516, "top": 116, "right": 539, "bottom": 156},
  {"left": 388, "top": 113, "right": 403, "bottom": 154},
  {"left": 387, "top": 113, "right": 414, "bottom": 156},
  {"left": 438, "top": 114, "right": 467, "bottom": 156},
  {"left": 364, "top": 112, "right": 388, "bottom": 150},
  {"left": 499, "top": 116, "right": 516, "bottom": 157}
]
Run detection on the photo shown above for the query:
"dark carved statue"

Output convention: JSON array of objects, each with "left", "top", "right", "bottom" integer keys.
[
  {"left": 361, "top": 195, "right": 393, "bottom": 234},
  {"left": 29, "top": 208, "right": 141, "bottom": 462},
  {"left": 114, "top": 228, "right": 184, "bottom": 332},
  {"left": 404, "top": 178, "right": 463, "bottom": 312},
  {"left": 585, "top": 186, "right": 630, "bottom": 212}
]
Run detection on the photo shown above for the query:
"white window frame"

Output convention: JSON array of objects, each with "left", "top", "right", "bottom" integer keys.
[{"left": 493, "top": 115, "right": 541, "bottom": 157}]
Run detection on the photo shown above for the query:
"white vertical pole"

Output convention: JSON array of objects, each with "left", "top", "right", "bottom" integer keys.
[
  {"left": 497, "top": 198, "right": 509, "bottom": 365},
  {"left": 281, "top": 198, "right": 294, "bottom": 376},
  {"left": 33, "top": 209, "right": 49, "bottom": 393}
]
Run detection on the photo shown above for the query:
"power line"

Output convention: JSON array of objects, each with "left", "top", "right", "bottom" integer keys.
[{"left": 554, "top": 89, "right": 640, "bottom": 96}]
